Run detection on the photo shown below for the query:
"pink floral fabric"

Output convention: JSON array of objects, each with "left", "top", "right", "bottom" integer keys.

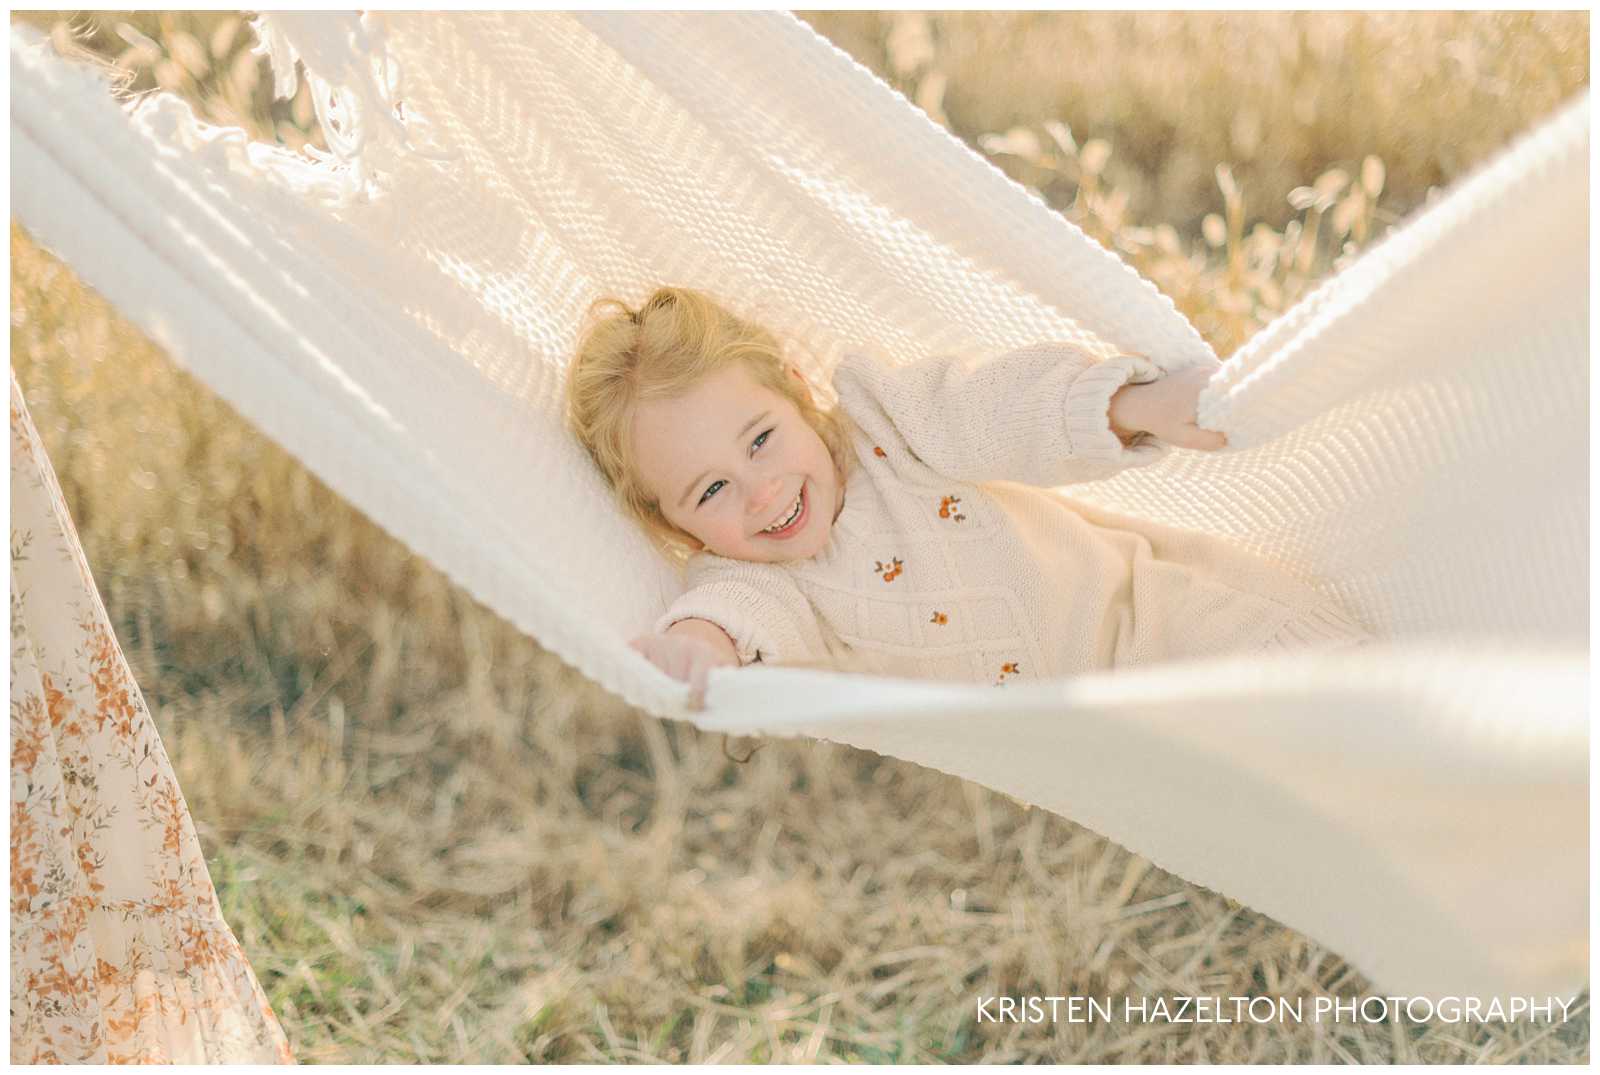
[{"left": 10, "top": 373, "right": 292, "bottom": 1063}]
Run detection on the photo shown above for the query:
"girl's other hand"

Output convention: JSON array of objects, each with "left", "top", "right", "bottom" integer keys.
[
  {"left": 1108, "top": 365, "right": 1227, "bottom": 451},
  {"left": 630, "top": 619, "right": 739, "bottom": 710}
]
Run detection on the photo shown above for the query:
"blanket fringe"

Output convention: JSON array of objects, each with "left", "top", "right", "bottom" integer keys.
[{"left": 248, "top": 12, "right": 427, "bottom": 205}]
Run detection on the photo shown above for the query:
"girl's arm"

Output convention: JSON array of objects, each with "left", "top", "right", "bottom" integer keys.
[
  {"left": 642, "top": 560, "right": 830, "bottom": 707},
  {"left": 630, "top": 618, "right": 737, "bottom": 710},
  {"left": 835, "top": 343, "right": 1221, "bottom": 487}
]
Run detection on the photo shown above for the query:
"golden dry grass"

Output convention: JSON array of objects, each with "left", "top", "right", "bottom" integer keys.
[{"left": 10, "top": 11, "right": 1591, "bottom": 1064}]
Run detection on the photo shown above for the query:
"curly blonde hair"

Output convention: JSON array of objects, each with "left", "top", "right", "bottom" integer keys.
[{"left": 565, "top": 286, "right": 853, "bottom": 559}]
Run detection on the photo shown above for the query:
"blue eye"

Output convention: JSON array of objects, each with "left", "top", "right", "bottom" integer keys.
[
  {"left": 698, "top": 479, "right": 725, "bottom": 506},
  {"left": 753, "top": 428, "right": 773, "bottom": 451}
]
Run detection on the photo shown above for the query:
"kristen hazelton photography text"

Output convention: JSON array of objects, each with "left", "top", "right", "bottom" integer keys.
[
  {"left": 975, "top": 994, "right": 1582, "bottom": 1027},
  {"left": 10, "top": 10, "right": 1591, "bottom": 1066}
]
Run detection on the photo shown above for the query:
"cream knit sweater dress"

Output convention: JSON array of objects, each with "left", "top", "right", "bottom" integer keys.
[{"left": 657, "top": 343, "right": 1368, "bottom": 684}]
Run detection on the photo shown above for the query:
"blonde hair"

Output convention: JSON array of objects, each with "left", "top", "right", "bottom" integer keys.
[{"left": 566, "top": 286, "right": 853, "bottom": 559}]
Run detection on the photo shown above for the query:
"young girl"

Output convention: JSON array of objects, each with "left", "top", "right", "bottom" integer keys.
[{"left": 568, "top": 287, "right": 1367, "bottom": 708}]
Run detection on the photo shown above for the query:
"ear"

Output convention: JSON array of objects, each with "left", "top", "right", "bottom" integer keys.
[{"left": 786, "top": 364, "right": 814, "bottom": 404}]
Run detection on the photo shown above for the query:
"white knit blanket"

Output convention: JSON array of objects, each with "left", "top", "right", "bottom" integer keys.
[{"left": 10, "top": 14, "right": 1587, "bottom": 1004}]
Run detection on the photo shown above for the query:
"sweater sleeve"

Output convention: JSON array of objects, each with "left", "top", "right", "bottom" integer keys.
[
  {"left": 833, "top": 343, "right": 1178, "bottom": 487},
  {"left": 652, "top": 555, "right": 829, "bottom": 666}
]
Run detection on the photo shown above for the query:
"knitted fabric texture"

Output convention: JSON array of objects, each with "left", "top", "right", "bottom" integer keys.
[
  {"left": 9, "top": 14, "right": 1587, "bottom": 1004},
  {"left": 658, "top": 346, "right": 1369, "bottom": 678}
]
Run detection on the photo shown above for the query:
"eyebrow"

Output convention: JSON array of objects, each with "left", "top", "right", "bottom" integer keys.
[{"left": 677, "top": 411, "right": 772, "bottom": 507}]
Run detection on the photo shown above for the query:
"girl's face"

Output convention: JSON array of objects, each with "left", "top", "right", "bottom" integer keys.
[{"left": 631, "top": 363, "right": 842, "bottom": 563}]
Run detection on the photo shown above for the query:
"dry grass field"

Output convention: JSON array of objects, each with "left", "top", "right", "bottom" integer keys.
[{"left": 9, "top": 11, "right": 1590, "bottom": 1064}]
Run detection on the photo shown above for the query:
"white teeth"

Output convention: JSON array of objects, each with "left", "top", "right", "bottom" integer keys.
[{"left": 762, "top": 491, "right": 803, "bottom": 533}]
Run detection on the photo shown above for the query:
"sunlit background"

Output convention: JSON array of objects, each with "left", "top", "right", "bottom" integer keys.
[{"left": 9, "top": 11, "right": 1590, "bottom": 1063}]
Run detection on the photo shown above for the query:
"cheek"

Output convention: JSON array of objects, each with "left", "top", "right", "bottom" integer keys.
[
  {"left": 652, "top": 500, "right": 699, "bottom": 543},
  {"left": 671, "top": 503, "right": 734, "bottom": 548},
  {"left": 668, "top": 508, "right": 707, "bottom": 542},
  {"left": 707, "top": 509, "right": 746, "bottom": 543},
  {"left": 808, "top": 434, "right": 835, "bottom": 477}
]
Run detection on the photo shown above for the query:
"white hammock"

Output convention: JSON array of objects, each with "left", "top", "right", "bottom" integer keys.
[{"left": 11, "top": 13, "right": 1587, "bottom": 1005}]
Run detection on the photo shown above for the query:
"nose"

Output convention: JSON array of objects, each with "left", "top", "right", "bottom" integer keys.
[{"left": 747, "top": 476, "right": 784, "bottom": 519}]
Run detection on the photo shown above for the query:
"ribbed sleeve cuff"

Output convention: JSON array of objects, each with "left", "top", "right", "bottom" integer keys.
[
  {"left": 654, "top": 590, "right": 767, "bottom": 666},
  {"left": 1063, "top": 353, "right": 1168, "bottom": 465}
]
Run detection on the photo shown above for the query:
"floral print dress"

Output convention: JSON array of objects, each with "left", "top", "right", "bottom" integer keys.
[{"left": 10, "top": 374, "right": 292, "bottom": 1063}]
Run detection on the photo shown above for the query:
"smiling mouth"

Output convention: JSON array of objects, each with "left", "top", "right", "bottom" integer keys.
[{"left": 759, "top": 486, "right": 806, "bottom": 536}]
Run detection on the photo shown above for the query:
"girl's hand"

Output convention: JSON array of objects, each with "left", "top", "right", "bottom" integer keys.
[
  {"left": 1107, "top": 364, "right": 1227, "bottom": 451},
  {"left": 630, "top": 619, "right": 739, "bottom": 710}
]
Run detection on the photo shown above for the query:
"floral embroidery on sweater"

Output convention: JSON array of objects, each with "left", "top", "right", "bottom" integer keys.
[
  {"left": 938, "top": 495, "right": 967, "bottom": 523},
  {"left": 873, "top": 557, "right": 904, "bottom": 583},
  {"left": 929, "top": 611, "right": 948, "bottom": 625},
  {"left": 873, "top": 445, "right": 887, "bottom": 458},
  {"left": 995, "top": 661, "right": 1021, "bottom": 686}
]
